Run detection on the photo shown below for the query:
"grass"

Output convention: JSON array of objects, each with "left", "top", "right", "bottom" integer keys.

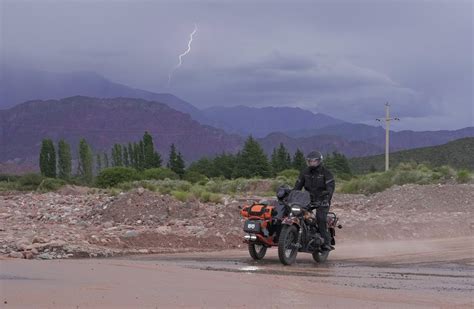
[
  {"left": 0, "top": 163, "right": 471, "bottom": 199},
  {"left": 339, "top": 163, "right": 469, "bottom": 195}
]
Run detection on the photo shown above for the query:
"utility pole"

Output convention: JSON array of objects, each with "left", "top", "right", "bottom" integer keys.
[{"left": 376, "top": 103, "right": 399, "bottom": 171}]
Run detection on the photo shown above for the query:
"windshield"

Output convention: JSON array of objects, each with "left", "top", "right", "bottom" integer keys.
[{"left": 286, "top": 190, "right": 311, "bottom": 207}]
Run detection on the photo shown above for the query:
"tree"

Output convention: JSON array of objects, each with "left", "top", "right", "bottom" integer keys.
[
  {"left": 188, "top": 157, "right": 214, "bottom": 177},
  {"left": 132, "top": 142, "right": 140, "bottom": 169},
  {"left": 57, "top": 139, "right": 71, "bottom": 180},
  {"left": 111, "top": 144, "right": 123, "bottom": 167},
  {"left": 123, "top": 146, "right": 130, "bottom": 167},
  {"left": 39, "top": 139, "right": 56, "bottom": 178},
  {"left": 292, "top": 148, "right": 306, "bottom": 171},
  {"left": 142, "top": 131, "right": 162, "bottom": 169},
  {"left": 96, "top": 153, "right": 102, "bottom": 172},
  {"left": 103, "top": 152, "right": 109, "bottom": 168},
  {"left": 233, "top": 136, "right": 271, "bottom": 178},
  {"left": 77, "top": 138, "right": 94, "bottom": 184},
  {"left": 213, "top": 153, "right": 237, "bottom": 179},
  {"left": 127, "top": 143, "right": 134, "bottom": 168},
  {"left": 138, "top": 140, "right": 145, "bottom": 170},
  {"left": 325, "top": 151, "right": 352, "bottom": 178},
  {"left": 271, "top": 143, "right": 291, "bottom": 173},
  {"left": 167, "top": 144, "right": 185, "bottom": 177}
]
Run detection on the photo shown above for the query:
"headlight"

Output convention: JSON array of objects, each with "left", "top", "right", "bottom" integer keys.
[{"left": 291, "top": 206, "right": 302, "bottom": 215}]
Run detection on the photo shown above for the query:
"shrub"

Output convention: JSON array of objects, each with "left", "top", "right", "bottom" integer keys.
[
  {"left": 18, "top": 173, "right": 44, "bottom": 190},
  {"left": 277, "top": 169, "right": 299, "bottom": 179},
  {"left": 142, "top": 168, "right": 179, "bottom": 180},
  {"left": 38, "top": 178, "right": 66, "bottom": 191},
  {"left": 172, "top": 190, "right": 191, "bottom": 202},
  {"left": 183, "top": 171, "right": 208, "bottom": 184},
  {"left": 96, "top": 167, "right": 139, "bottom": 188},
  {"left": 209, "top": 193, "right": 222, "bottom": 204},
  {"left": 456, "top": 170, "right": 471, "bottom": 183},
  {"left": 434, "top": 165, "right": 456, "bottom": 179},
  {"left": 199, "top": 191, "right": 211, "bottom": 202},
  {"left": 117, "top": 181, "right": 134, "bottom": 191},
  {"left": 0, "top": 174, "right": 21, "bottom": 182}
]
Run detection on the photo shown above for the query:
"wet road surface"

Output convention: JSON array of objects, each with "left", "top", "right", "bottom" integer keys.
[{"left": 1, "top": 237, "right": 473, "bottom": 308}]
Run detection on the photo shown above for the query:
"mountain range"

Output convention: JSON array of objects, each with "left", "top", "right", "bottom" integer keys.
[{"left": 1, "top": 67, "right": 472, "bottom": 171}]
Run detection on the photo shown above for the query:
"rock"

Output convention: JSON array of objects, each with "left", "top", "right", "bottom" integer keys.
[
  {"left": 15, "top": 240, "right": 30, "bottom": 251},
  {"left": 103, "top": 221, "right": 114, "bottom": 228},
  {"left": 22, "top": 251, "right": 34, "bottom": 259},
  {"left": 137, "top": 187, "right": 145, "bottom": 195},
  {"left": 8, "top": 251, "right": 23, "bottom": 259},
  {"left": 38, "top": 253, "right": 53, "bottom": 260},
  {"left": 124, "top": 230, "right": 139, "bottom": 238},
  {"left": 138, "top": 249, "right": 149, "bottom": 254},
  {"left": 32, "top": 236, "right": 48, "bottom": 244},
  {"left": 156, "top": 226, "right": 171, "bottom": 234}
]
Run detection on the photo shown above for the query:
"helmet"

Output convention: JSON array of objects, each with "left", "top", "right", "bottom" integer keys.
[
  {"left": 306, "top": 151, "right": 323, "bottom": 167},
  {"left": 276, "top": 184, "right": 291, "bottom": 200}
]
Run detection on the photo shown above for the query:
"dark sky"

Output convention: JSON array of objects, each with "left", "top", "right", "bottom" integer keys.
[{"left": 1, "top": 0, "right": 473, "bottom": 130}]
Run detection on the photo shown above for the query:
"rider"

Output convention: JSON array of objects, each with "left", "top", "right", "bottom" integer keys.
[{"left": 293, "top": 151, "right": 335, "bottom": 251}]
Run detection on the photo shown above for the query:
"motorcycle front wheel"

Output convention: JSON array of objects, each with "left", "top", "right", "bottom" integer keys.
[
  {"left": 278, "top": 225, "right": 299, "bottom": 265},
  {"left": 248, "top": 243, "right": 267, "bottom": 260},
  {"left": 312, "top": 249, "right": 329, "bottom": 263}
]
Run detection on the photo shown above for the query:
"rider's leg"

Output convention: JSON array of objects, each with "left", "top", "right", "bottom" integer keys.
[{"left": 316, "top": 207, "right": 332, "bottom": 249}]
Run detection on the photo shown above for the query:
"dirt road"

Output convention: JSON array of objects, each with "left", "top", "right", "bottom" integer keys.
[{"left": 1, "top": 237, "right": 472, "bottom": 308}]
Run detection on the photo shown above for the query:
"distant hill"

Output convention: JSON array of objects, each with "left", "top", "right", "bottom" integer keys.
[
  {"left": 289, "top": 123, "right": 474, "bottom": 151},
  {"left": 202, "top": 105, "right": 345, "bottom": 137},
  {"left": 1, "top": 67, "right": 472, "bottom": 159},
  {"left": 0, "top": 67, "right": 206, "bottom": 122},
  {"left": 257, "top": 132, "right": 383, "bottom": 158},
  {"left": 0, "top": 96, "right": 242, "bottom": 163},
  {"left": 349, "top": 137, "right": 474, "bottom": 173}
]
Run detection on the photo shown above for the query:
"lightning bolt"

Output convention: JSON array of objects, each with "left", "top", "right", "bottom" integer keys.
[{"left": 167, "top": 24, "right": 198, "bottom": 87}]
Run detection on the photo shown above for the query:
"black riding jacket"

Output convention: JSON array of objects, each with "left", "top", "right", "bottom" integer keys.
[{"left": 294, "top": 165, "right": 335, "bottom": 202}]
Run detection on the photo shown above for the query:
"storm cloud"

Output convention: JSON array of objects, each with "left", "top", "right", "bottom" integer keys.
[{"left": 1, "top": 0, "right": 472, "bottom": 130}]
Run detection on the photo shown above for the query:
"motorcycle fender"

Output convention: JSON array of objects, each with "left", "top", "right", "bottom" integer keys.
[{"left": 282, "top": 217, "right": 300, "bottom": 227}]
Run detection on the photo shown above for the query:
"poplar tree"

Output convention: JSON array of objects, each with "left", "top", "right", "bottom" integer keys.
[
  {"left": 39, "top": 139, "right": 56, "bottom": 178},
  {"left": 77, "top": 138, "right": 93, "bottom": 184},
  {"left": 96, "top": 153, "right": 102, "bottom": 172},
  {"left": 57, "top": 139, "right": 72, "bottom": 180}
]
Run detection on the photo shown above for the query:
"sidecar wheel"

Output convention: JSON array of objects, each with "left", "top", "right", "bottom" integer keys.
[{"left": 248, "top": 243, "right": 267, "bottom": 260}]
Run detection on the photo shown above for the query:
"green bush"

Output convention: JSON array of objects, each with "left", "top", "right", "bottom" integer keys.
[
  {"left": 209, "top": 193, "right": 222, "bottom": 203},
  {"left": 277, "top": 169, "right": 299, "bottom": 179},
  {"left": 183, "top": 171, "right": 208, "bottom": 184},
  {"left": 0, "top": 174, "right": 21, "bottom": 182},
  {"left": 456, "top": 170, "right": 471, "bottom": 183},
  {"left": 172, "top": 190, "right": 191, "bottom": 202},
  {"left": 18, "top": 173, "right": 44, "bottom": 190},
  {"left": 96, "top": 167, "right": 139, "bottom": 188},
  {"left": 142, "top": 168, "right": 179, "bottom": 180},
  {"left": 434, "top": 165, "right": 456, "bottom": 179},
  {"left": 38, "top": 178, "right": 66, "bottom": 191}
]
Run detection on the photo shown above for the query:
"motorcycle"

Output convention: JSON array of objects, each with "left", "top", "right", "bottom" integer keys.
[
  {"left": 240, "top": 186, "right": 292, "bottom": 260},
  {"left": 277, "top": 190, "right": 342, "bottom": 265}
]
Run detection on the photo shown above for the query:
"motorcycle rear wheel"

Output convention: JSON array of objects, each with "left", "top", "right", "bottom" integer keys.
[
  {"left": 278, "top": 225, "right": 299, "bottom": 265},
  {"left": 312, "top": 250, "right": 329, "bottom": 263},
  {"left": 248, "top": 243, "right": 267, "bottom": 260}
]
